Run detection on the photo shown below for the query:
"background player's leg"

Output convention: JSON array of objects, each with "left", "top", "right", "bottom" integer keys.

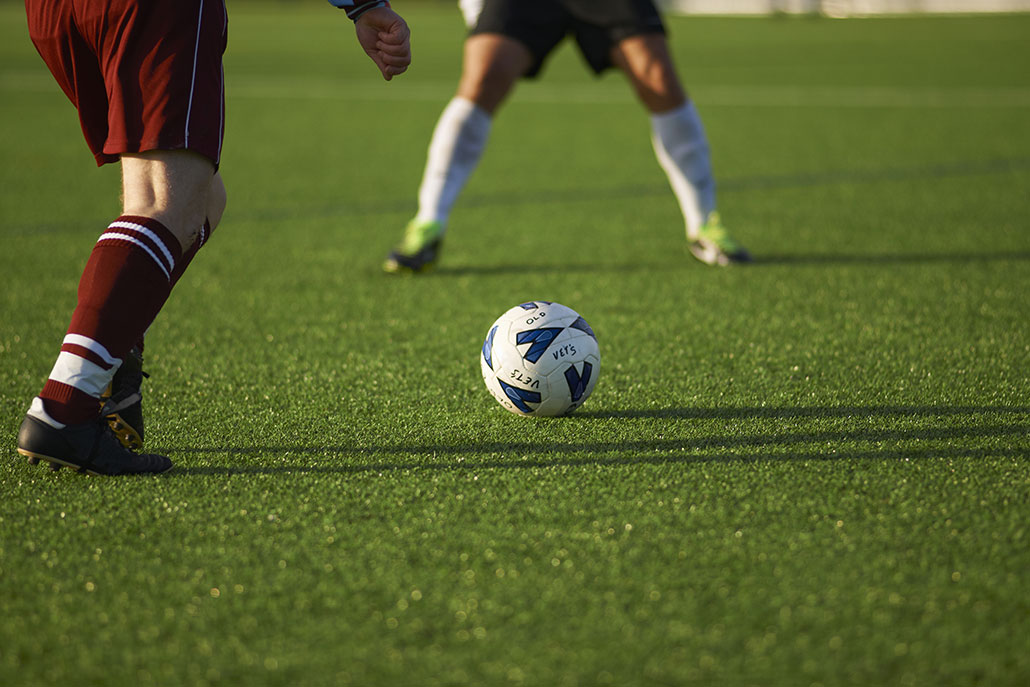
[
  {"left": 413, "top": 98, "right": 492, "bottom": 227},
  {"left": 455, "top": 33, "right": 532, "bottom": 115},
  {"left": 651, "top": 100, "right": 715, "bottom": 239},
  {"left": 612, "top": 33, "right": 686, "bottom": 114},
  {"left": 614, "top": 34, "right": 748, "bottom": 264},
  {"left": 613, "top": 34, "right": 711, "bottom": 235},
  {"left": 385, "top": 34, "right": 531, "bottom": 273}
]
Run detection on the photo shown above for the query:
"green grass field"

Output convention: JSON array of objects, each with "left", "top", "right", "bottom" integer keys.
[{"left": 2, "top": 1, "right": 1029, "bottom": 685}]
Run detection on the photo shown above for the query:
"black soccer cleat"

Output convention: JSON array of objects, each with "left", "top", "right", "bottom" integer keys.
[
  {"left": 16, "top": 413, "right": 172, "bottom": 476},
  {"left": 100, "top": 346, "right": 147, "bottom": 450}
]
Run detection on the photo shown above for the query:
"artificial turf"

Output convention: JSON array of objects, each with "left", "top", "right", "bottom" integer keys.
[{"left": 1, "top": 2, "right": 1028, "bottom": 685}]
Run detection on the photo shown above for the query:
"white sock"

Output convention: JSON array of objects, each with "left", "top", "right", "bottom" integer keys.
[
  {"left": 650, "top": 101, "right": 716, "bottom": 239},
  {"left": 415, "top": 96, "right": 492, "bottom": 228}
]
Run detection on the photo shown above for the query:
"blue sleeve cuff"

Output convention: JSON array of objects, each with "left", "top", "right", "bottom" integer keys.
[{"left": 327, "top": 0, "right": 391, "bottom": 21}]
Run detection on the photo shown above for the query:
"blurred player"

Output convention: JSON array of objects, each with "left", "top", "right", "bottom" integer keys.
[
  {"left": 384, "top": 0, "right": 750, "bottom": 274},
  {"left": 17, "top": 0, "right": 411, "bottom": 475}
]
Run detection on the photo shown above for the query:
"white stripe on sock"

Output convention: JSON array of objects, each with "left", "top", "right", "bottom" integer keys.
[
  {"left": 62, "top": 334, "right": 121, "bottom": 368},
  {"left": 106, "top": 220, "right": 176, "bottom": 272},
  {"left": 97, "top": 232, "right": 172, "bottom": 280},
  {"left": 48, "top": 350, "right": 116, "bottom": 398}
]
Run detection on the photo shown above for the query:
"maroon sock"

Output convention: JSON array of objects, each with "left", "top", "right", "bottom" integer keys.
[
  {"left": 39, "top": 216, "right": 182, "bottom": 425},
  {"left": 131, "top": 219, "right": 212, "bottom": 355},
  {"left": 171, "top": 219, "right": 213, "bottom": 287}
]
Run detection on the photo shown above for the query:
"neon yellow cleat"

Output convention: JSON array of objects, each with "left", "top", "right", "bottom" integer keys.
[
  {"left": 688, "top": 213, "right": 752, "bottom": 266},
  {"left": 383, "top": 219, "right": 445, "bottom": 274}
]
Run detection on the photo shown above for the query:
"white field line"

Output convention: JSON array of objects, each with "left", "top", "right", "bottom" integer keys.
[
  {"left": 4, "top": 71, "right": 1030, "bottom": 108},
  {"left": 227, "top": 80, "right": 1030, "bottom": 108}
]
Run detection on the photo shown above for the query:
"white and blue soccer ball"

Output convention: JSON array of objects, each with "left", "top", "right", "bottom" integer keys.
[{"left": 480, "top": 301, "right": 600, "bottom": 417}]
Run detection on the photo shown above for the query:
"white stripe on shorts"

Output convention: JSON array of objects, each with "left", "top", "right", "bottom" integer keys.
[{"left": 185, "top": 0, "right": 205, "bottom": 150}]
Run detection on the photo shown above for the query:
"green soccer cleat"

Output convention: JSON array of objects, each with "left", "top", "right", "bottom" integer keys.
[
  {"left": 383, "top": 219, "right": 444, "bottom": 274},
  {"left": 688, "top": 212, "right": 752, "bottom": 266}
]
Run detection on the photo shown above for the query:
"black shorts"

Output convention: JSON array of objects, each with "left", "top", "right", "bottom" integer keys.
[{"left": 469, "top": 0, "right": 665, "bottom": 77}]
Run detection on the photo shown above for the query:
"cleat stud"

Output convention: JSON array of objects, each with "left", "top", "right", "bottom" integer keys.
[
  {"left": 49, "top": 462, "right": 62, "bottom": 471},
  {"left": 28, "top": 457, "right": 40, "bottom": 465}
]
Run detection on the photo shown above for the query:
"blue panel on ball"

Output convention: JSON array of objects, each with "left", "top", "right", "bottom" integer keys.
[
  {"left": 497, "top": 378, "right": 542, "bottom": 413},
  {"left": 515, "top": 327, "right": 564, "bottom": 363},
  {"left": 569, "top": 316, "right": 596, "bottom": 340},
  {"left": 482, "top": 325, "right": 498, "bottom": 370},
  {"left": 564, "top": 361, "right": 593, "bottom": 403}
]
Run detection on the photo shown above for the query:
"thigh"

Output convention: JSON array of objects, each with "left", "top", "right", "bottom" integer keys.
[
  {"left": 612, "top": 33, "right": 685, "bottom": 112},
  {"left": 457, "top": 34, "right": 533, "bottom": 114},
  {"left": 468, "top": 0, "right": 569, "bottom": 78},
  {"left": 565, "top": 0, "right": 666, "bottom": 74}
]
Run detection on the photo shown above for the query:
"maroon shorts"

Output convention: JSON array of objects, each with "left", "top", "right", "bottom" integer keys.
[{"left": 26, "top": 0, "right": 227, "bottom": 167}]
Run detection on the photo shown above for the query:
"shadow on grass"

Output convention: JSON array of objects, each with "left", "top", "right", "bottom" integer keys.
[
  {"left": 431, "top": 156, "right": 1030, "bottom": 215},
  {"left": 161, "top": 404, "right": 1029, "bottom": 477},
  {"left": 424, "top": 249, "right": 1030, "bottom": 276},
  {"left": 572, "top": 404, "right": 1030, "bottom": 421},
  {"left": 429, "top": 261, "right": 679, "bottom": 277},
  {"left": 171, "top": 446, "right": 1025, "bottom": 477},
  {"left": 752, "top": 251, "right": 1030, "bottom": 266}
]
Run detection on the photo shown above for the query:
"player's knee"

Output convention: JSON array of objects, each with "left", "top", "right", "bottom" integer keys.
[
  {"left": 627, "top": 64, "right": 685, "bottom": 112},
  {"left": 121, "top": 150, "right": 217, "bottom": 250},
  {"left": 458, "top": 35, "right": 527, "bottom": 114},
  {"left": 457, "top": 68, "right": 517, "bottom": 114},
  {"left": 616, "top": 36, "right": 686, "bottom": 113},
  {"left": 207, "top": 173, "right": 227, "bottom": 232},
  {"left": 639, "top": 84, "right": 686, "bottom": 114}
]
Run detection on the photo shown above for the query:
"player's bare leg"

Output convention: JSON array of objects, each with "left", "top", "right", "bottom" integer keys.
[
  {"left": 456, "top": 33, "right": 531, "bottom": 115},
  {"left": 102, "top": 156, "right": 225, "bottom": 450},
  {"left": 100, "top": 153, "right": 226, "bottom": 450},
  {"left": 18, "top": 150, "right": 224, "bottom": 474},
  {"left": 615, "top": 34, "right": 750, "bottom": 265},
  {"left": 384, "top": 34, "right": 531, "bottom": 273},
  {"left": 612, "top": 33, "right": 686, "bottom": 114},
  {"left": 121, "top": 150, "right": 219, "bottom": 251}
]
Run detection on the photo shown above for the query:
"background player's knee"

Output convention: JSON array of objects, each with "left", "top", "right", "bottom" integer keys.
[
  {"left": 457, "top": 34, "right": 530, "bottom": 114},
  {"left": 614, "top": 34, "right": 686, "bottom": 114}
]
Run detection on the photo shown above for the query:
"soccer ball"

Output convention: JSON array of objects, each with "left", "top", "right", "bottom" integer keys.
[{"left": 480, "top": 301, "right": 600, "bottom": 417}]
